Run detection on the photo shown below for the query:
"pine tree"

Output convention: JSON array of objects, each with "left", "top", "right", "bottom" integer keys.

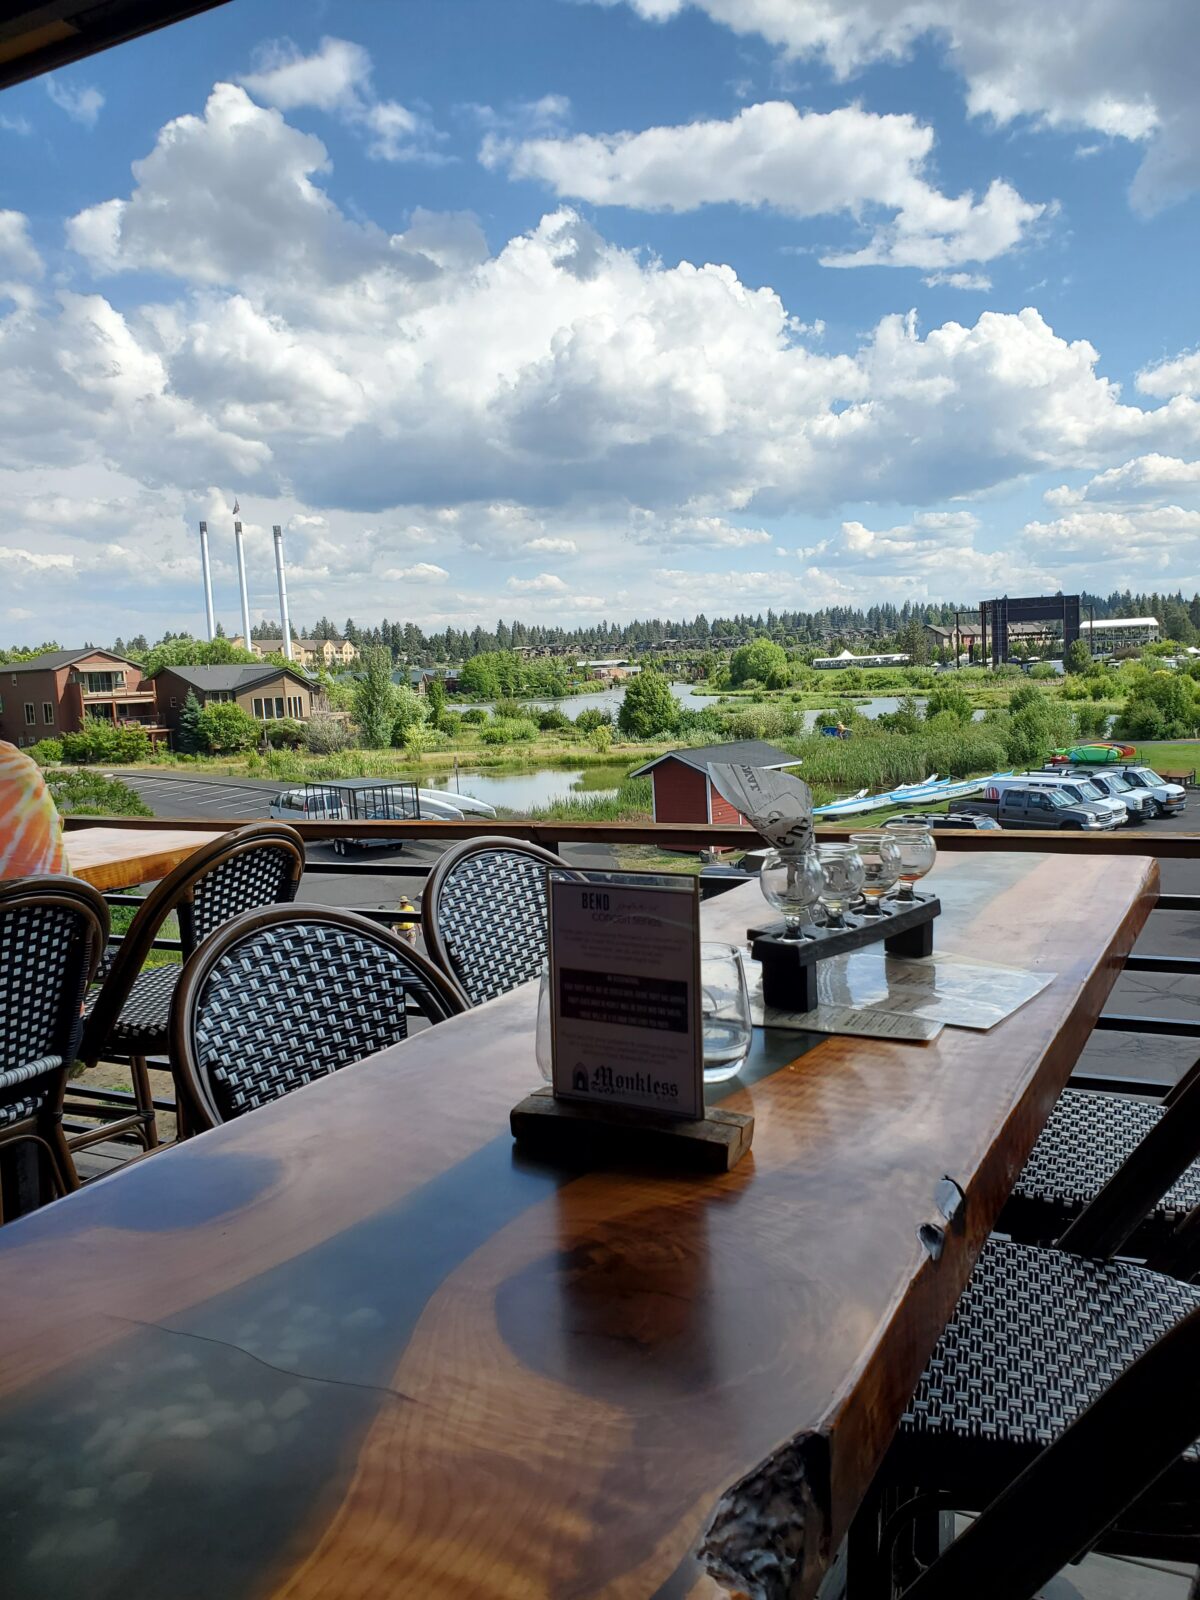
[{"left": 176, "top": 690, "right": 205, "bottom": 754}]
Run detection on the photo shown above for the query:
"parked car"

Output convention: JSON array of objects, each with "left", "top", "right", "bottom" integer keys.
[
  {"left": 1070, "top": 769, "right": 1156, "bottom": 823},
  {"left": 887, "top": 811, "right": 1002, "bottom": 831},
  {"left": 1016, "top": 773, "right": 1131, "bottom": 827},
  {"left": 960, "top": 783, "right": 1114, "bottom": 831},
  {"left": 270, "top": 779, "right": 465, "bottom": 853},
  {"left": 1050, "top": 763, "right": 1187, "bottom": 817}
]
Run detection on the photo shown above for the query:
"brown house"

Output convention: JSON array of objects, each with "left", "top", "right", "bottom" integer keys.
[
  {"left": 150, "top": 665, "right": 317, "bottom": 735},
  {"left": 0, "top": 648, "right": 166, "bottom": 748}
]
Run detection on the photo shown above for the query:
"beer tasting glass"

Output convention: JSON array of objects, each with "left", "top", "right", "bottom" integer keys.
[
  {"left": 817, "top": 842, "right": 865, "bottom": 929},
  {"left": 759, "top": 847, "right": 825, "bottom": 939},
  {"left": 849, "top": 830, "right": 903, "bottom": 914},
  {"left": 884, "top": 821, "right": 937, "bottom": 901}
]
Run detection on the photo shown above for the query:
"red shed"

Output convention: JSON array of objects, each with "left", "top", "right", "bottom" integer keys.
[{"left": 630, "top": 741, "right": 802, "bottom": 829}]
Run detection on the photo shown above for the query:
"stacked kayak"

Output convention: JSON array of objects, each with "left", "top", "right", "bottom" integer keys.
[{"left": 1048, "top": 742, "right": 1136, "bottom": 765}]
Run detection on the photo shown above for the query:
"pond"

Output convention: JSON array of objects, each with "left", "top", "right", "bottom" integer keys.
[
  {"left": 423, "top": 766, "right": 624, "bottom": 811},
  {"left": 452, "top": 682, "right": 713, "bottom": 720}
]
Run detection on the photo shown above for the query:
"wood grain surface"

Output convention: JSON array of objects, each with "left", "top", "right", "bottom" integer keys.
[
  {"left": 0, "top": 850, "right": 1157, "bottom": 1600},
  {"left": 65, "top": 824, "right": 226, "bottom": 891}
]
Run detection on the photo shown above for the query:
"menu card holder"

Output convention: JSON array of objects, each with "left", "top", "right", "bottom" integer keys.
[{"left": 509, "top": 869, "right": 753, "bottom": 1173}]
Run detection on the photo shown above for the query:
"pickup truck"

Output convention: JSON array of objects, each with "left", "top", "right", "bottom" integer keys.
[{"left": 960, "top": 784, "right": 1114, "bottom": 831}]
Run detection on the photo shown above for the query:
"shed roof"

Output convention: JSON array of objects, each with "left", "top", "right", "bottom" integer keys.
[{"left": 629, "top": 740, "right": 801, "bottom": 778}]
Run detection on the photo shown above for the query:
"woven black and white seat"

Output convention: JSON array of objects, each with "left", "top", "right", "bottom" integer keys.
[
  {"left": 871, "top": 1237, "right": 1200, "bottom": 1598},
  {"left": 0, "top": 878, "right": 108, "bottom": 1218},
  {"left": 421, "top": 837, "right": 571, "bottom": 1007},
  {"left": 1001, "top": 1085, "right": 1200, "bottom": 1253},
  {"left": 74, "top": 823, "right": 304, "bottom": 1150},
  {"left": 170, "top": 904, "right": 466, "bottom": 1131}
]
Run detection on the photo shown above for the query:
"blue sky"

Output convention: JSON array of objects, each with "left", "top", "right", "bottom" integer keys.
[{"left": 2, "top": 0, "right": 1200, "bottom": 642}]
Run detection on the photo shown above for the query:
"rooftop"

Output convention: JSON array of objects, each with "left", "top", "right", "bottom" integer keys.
[
  {"left": 148, "top": 664, "right": 311, "bottom": 691},
  {"left": 630, "top": 739, "right": 801, "bottom": 777},
  {"left": 2, "top": 648, "right": 135, "bottom": 674}
]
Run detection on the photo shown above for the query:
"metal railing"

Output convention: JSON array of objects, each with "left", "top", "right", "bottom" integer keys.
[{"left": 61, "top": 814, "right": 1200, "bottom": 1146}]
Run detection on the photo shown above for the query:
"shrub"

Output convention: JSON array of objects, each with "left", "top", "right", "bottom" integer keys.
[
  {"left": 61, "top": 718, "right": 151, "bottom": 765},
  {"left": 617, "top": 669, "right": 679, "bottom": 739},
  {"left": 1029, "top": 662, "right": 1060, "bottom": 679},
  {"left": 265, "top": 718, "right": 305, "bottom": 748},
  {"left": 479, "top": 716, "right": 538, "bottom": 745},
  {"left": 27, "top": 738, "right": 64, "bottom": 766},
  {"left": 460, "top": 706, "right": 488, "bottom": 725},
  {"left": 47, "top": 769, "right": 153, "bottom": 818},
  {"left": 193, "top": 701, "right": 259, "bottom": 754},
  {"left": 590, "top": 724, "right": 613, "bottom": 754},
  {"left": 304, "top": 712, "right": 355, "bottom": 754},
  {"left": 1073, "top": 703, "right": 1111, "bottom": 738},
  {"left": 536, "top": 706, "right": 572, "bottom": 732},
  {"left": 574, "top": 707, "right": 613, "bottom": 733},
  {"left": 437, "top": 709, "right": 463, "bottom": 735},
  {"left": 923, "top": 683, "right": 973, "bottom": 724}
]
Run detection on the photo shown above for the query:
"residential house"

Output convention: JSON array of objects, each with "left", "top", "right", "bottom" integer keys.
[
  {"left": 629, "top": 740, "right": 802, "bottom": 828},
  {"left": 232, "top": 636, "right": 358, "bottom": 670},
  {"left": 149, "top": 665, "right": 318, "bottom": 736},
  {"left": 0, "top": 649, "right": 167, "bottom": 748}
]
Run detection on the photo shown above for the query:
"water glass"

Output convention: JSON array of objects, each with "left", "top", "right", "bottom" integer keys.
[
  {"left": 849, "top": 831, "right": 902, "bottom": 913},
  {"left": 535, "top": 963, "right": 553, "bottom": 1083},
  {"left": 885, "top": 822, "right": 937, "bottom": 901},
  {"left": 701, "top": 942, "right": 752, "bottom": 1085},
  {"left": 817, "top": 843, "right": 865, "bottom": 929},
  {"left": 759, "top": 847, "right": 824, "bottom": 939}
]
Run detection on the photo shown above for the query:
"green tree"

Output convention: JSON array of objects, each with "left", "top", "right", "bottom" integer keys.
[
  {"left": 196, "top": 702, "right": 259, "bottom": 754},
  {"left": 353, "top": 646, "right": 400, "bottom": 749},
  {"left": 617, "top": 669, "right": 680, "bottom": 738},
  {"left": 1064, "top": 638, "right": 1093, "bottom": 675},
  {"left": 426, "top": 675, "right": 447, "bottom": 725},
  {"left": 176, "top": 689, "right": 205, "bottom": 754},
  {"left": 729, "top": 637, "right": 788, "bottom": 689},
  {"left": 142, "top": 636, "right": 258, "bottom": 675},
  {"left": 61, "top": 718, "right": 151, "bottom": 765}
]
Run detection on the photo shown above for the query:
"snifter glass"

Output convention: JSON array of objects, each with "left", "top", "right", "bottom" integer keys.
[
  {"left": 885, "top": 821, "right": 937, "bottom": 901},
  {"left": 759, "top": 847, "right": 824, "bottom": 939},
  {"left": 817, "top": 842, "right": 865, "bottom": 929},
  {"left": 849, "top": 830, "right": 902, "bottom": 914}
]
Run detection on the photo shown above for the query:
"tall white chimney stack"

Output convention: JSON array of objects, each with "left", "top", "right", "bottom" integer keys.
[
  {"left": 198, "top": 521, "right": 215, "bottom": 641},
  {"left": 272, "top": 525, "right": 294, "bottom": 661},
  {"left": 234, "top": 519, "right": 253, "bottom": 648}
]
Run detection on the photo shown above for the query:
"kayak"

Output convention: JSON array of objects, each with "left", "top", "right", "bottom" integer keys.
[
  {"left": 812, "top": 772, "right": 1010, "bottom": 819},
  {"left": 1049, "top": 742, "right": 1136, "bottom": 765},
  {"left": 418, "top": 787, "right": 497, "bottom": 819}
]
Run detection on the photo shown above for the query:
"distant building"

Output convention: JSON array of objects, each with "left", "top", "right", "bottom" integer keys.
[
  {"left": 0, "top": 649, "right": 167, "bottom": 747},
  {"left": 584, "top": 659, "right": 640, "bottom": 681},
  {"left": 812, "top": 649, "right": 911, "bottom": 669},
  {"left": 630, "top": 740, "right": 802, "bottom": 828},
  {"left": 1079, "top": 616, "right": 1160, "bottom": 651},
  {"left": 232, "top": 635, "right": 358, "bottom": 670},
  {"left": 149, "top": 664, "right": 318, "bottom": 735},
  {"left": 407, "top": 668, "right": 459, "bottom": 695}
]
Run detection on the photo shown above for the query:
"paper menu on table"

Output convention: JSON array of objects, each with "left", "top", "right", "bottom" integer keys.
[{"left": 745, "top": 947, "right": 1053, "bottom": 1034}]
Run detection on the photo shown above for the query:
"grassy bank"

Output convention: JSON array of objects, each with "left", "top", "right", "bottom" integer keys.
[{"left": 1131, "top": 740, "right": 1200, "bottom": 775}]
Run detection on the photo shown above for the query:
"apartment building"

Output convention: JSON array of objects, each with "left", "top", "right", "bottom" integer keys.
[
  {"left": 0, "top": 649, "right": 167, "bottom": 747},
  {"left": 231, "top": 635, "right": 358, "bottom": 670},
  {"left": 150, "top": 664, "right": 318, "bottom": 734}
]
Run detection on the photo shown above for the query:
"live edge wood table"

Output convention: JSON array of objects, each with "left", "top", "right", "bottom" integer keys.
[
  {"left": 64, "top": 823, "right": 225, "bottom": 892},
  {"left": 0, "top": 851, "right": 1156, "bottom": 1600}
]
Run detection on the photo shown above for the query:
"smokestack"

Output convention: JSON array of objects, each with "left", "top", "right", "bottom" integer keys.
[
  {"left": 234, "top": 520, "right": 252, "bottom": 649},
  {"left": 273, "top": 525, "right": 293, "bottom": 661},
  {"left": 198, "top": 521, "right": 215, "bottom": 642}
]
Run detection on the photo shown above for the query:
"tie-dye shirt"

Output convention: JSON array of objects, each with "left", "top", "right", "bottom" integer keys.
[{"left": 0, "top": 740, "right": 68, "bottom": 879}]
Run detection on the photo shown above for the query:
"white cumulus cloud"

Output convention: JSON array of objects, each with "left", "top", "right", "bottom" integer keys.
[{"left": 487, "top": 101, "right": 1045, "bottom": 270}]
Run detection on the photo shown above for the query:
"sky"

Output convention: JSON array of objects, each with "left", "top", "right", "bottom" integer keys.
[{"left": 2, "top": 0, "right": 1200, "bottom": 644}]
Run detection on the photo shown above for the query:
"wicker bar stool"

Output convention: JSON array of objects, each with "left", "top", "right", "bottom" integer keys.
[
  {"left": 73, "top": 822, "right": 304, "bottom": 1150},
  {"left": 855, "top": 1075, "right": 1200, "bottom": 1597},
  {"left": 1000, "top": 1068, "right": 1200, "bottom": 1256},
  {"left": 0, "top": 877, "right": 108, "bottom": 1219},
  {"left": 421, "top": 836, "right": 569, "bottom": 1006},
  {"left": 169, "top": 904, "right": 465, "bottom": 1131}
]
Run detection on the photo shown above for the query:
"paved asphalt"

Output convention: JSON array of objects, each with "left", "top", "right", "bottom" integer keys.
[{"left": 108, "top": 769, "right": 1200, "bottom": 1091}]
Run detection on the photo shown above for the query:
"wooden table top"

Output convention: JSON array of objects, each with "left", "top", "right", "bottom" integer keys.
[
  {"left": 64, "top": 824, "right": 224, "bottom": 891},
  {"left": 0, "top": 850, "right": 1156, "bottom": 1600}
]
